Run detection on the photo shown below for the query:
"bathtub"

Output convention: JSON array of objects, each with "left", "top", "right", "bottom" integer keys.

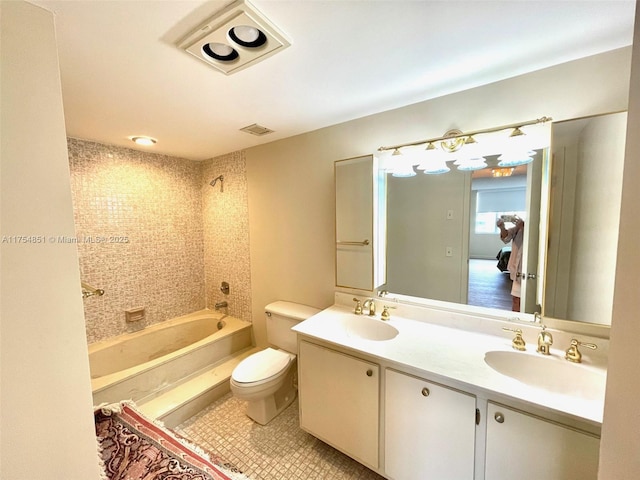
[{"left": 89, "top": 309, "right": 253, "bottom": 406}]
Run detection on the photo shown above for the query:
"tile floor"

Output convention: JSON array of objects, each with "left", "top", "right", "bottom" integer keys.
[{"left": 176, "top": 392, "right": 385, "bottom": 480}]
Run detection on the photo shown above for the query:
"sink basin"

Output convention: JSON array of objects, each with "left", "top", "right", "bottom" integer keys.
[
  {"left": 484, "top": 350, "right": 606, "bottom": 400},
  {"left": 343, "top": 315, "right": 399, "bottom": 341}
]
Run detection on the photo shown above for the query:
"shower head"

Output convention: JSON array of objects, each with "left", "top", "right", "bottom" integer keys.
[{"left": 210, "top": 175, "right": 224, "bottom": 192}]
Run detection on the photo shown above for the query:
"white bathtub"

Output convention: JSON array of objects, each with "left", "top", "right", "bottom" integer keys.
[{"left": 89, "top": 309, "right": 253, "bottom": 406}]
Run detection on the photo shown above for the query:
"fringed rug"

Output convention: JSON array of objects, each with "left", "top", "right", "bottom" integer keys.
[{"left": 95, "top": 401, "right": 249, "bottom": 480}]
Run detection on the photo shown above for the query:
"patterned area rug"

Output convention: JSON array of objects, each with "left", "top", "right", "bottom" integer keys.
[{"left": 95, "top": 402, "right": 249, "bottom": 480}]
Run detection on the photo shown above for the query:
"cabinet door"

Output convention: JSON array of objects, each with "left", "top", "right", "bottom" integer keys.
[
  {"left": 298, "top": 341, "right": 379, "bottom": 468},
  {"left": 335, "top": 155, "right": 385, "bottom": 290},
  {"left": 485, "top": 402, "right": 599, "bottom": 480},
  {"left": 384, "top": 369, "right": 476, "bottom": 480}
]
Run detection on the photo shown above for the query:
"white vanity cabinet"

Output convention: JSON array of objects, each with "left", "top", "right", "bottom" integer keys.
[
  {"left": 295, "top": 316, "right": 604, "bottom": 480},
  {"left": 485, "top": 402, "right": 600, "bottom": 480},
  {"left": 298, "top": 340, "right": 380, "bottom": 469},
  {"left": 384, "top": 369, "right": 476, "bottom": 480}
]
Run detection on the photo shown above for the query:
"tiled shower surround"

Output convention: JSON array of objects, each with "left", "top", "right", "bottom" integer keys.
[
  {"left": 68, "top": 138, "right": 252, "bottom": 344},
  {"left": 202, "top": 152, "right": 252, "bottom": 321}
]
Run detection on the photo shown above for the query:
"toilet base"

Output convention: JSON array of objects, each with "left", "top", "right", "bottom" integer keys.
[{"left": 244, "top": 368, "right": 297, "bottom": 425}]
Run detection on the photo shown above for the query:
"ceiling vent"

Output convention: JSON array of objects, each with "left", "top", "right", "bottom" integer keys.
[
  {"left": 179, "top": 0, "right": 291, "bottom": 75},
  {"left": 240, "top": 123, "right": 274, "bottom": 136}
]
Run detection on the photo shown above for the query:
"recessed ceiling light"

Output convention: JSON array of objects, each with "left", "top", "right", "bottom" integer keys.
[
  {"left": 203, "top": 42, "right": 239, "bottom": 62},
  {"left": 130, "top": 136, "right": 157, "bottom": 146},
  {"left": 229, "top": 25, "right": 267, "bottom": 48}
]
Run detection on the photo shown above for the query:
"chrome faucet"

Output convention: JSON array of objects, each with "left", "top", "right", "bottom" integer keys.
[
  {"left": 362, "top": 298, "right": 376, "bottom": 316},
  {"left": 214, "top": 301, "right": 228, "bottom": 310},
  {"left": 537, "top": 325, "right": 553, "bottom": 355}
]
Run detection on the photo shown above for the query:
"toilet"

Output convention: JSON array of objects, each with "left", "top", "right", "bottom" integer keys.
[{"left": 230, "top": 301, "right": 320, "bottom": 425}]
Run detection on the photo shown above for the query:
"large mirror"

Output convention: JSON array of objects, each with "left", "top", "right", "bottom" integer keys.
[
  {"left": 383, "top": 148, "right": 544, "bottom": 315},
  {"left": 372, "top": 112, "right": 626, "bottom": 326}
]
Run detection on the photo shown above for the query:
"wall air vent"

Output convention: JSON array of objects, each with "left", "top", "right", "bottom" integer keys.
[
  {"left": 179, "top": 0, "right": 291, "bottom": 75},
  {"left": 240, "top": 123, "right": 274, "bottom": 136}
]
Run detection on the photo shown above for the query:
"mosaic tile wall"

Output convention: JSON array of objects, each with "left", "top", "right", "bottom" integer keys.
[
  {"left": 201, "top": 151, "right": 252, "bottom": 324},
  {"left": 68, "top": 138, "right": 207, "bottom": 344},
  {"left": 68, "top": 139, "right": 253, "bottom": 344}
]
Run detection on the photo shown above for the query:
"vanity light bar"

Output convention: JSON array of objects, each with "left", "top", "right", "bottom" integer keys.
[{"left": 378, "top": 116, "right": 552, "bottom": 153}]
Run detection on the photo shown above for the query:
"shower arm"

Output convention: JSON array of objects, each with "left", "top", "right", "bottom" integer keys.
[
  {"left": 210, "top": 175, "right": 224, "bottom": 192},
  {"left": 81, "top": 281, "right": 105, "bottom": 299}
]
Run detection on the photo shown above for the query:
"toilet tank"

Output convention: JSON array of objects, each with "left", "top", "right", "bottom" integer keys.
[{"left": 265, "top": 301, "right": 320, "bottom": 353}]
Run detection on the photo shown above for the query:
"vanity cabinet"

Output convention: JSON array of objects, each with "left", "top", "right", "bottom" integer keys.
[
  {"left": 297, "top": 340, "right": 380, "bottom": 469},
  {"left": 296, "top": 327, "right": 602, "bottom": 480},
  {"left": 485, "top": 402, "right": 600, "bottom": 480},
  {"left": 384, "top": 369, "right": 476, "bottom": 480},
  {"left": 335, "top": 155, "right": 386, "bottom": 290}
]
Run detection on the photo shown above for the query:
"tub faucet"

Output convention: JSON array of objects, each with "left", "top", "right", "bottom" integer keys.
[
  {"left": 214, "top": 301, "right": 228, "bottom": 311},
  {"left": 362, "top": 298, "right": 376, "bottom": 316},
  {"left": 81, "top": 281, "right": 104, "bottom": 299}
]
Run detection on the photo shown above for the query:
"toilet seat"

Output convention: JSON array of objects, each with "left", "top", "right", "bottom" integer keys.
[{"left": 231, "top": 348, "right": 294, "bottom": 386}]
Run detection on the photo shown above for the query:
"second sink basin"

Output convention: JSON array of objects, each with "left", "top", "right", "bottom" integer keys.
[
  {"left": 484, "top": 350, "right": 606, "bottom": 400},
  {"left": 343, "top": 314, "right": 399, "bottom": 341}
]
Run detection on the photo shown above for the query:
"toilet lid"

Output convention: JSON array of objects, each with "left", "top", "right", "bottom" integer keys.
[{"left": 232, "top": 348, "right": 294, "bottom": 383}]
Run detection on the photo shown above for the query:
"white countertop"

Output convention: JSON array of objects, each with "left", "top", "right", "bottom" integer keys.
[{"left": 293, "top": 304, "right": 606, "bottom": 425}]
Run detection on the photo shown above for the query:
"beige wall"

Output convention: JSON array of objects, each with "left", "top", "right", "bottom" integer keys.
[
  {"left": 386, "top": 170, "right": 469, "bottom": 301},
  {"left": 599, "top": 2, "right": 640, "bottom": 476},
  {"left": 246, "top": 47, "right": 631, "bottom": 346},
  {"left": 0, "top": 1, "right": 101, "bottom": 478},
  {"left": 246, "top": 134, "right": 336, "bottom": 345}
]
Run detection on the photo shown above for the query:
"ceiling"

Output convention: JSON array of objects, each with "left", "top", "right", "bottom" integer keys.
[{"left": 31, "top": 0, "right": 636, "bottom": 161}]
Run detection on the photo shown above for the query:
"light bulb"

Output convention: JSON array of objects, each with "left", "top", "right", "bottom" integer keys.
[
  {"left": 202, "top": 42, "right": 238, "bottom": 61},
  {"left": 233, "top": 25, "right": 260, "bottom": 43},
  {"left": 131, "top": 136, "right": 157, "bottom": 146},
  {"left": 456, "top": 158, "right": 487, "bottom": 171}
]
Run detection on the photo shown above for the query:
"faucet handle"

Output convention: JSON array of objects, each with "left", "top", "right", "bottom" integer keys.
[
  {"left": 380, "top": 305, "right": 396, "bottom": 321},
  {"left": 352, "top": 298, "right": 363, "bottom": 315},
  {"left": 502, "top": 327, "right": 526, "bottom": 351},
  {"left": 565, "top": 338, "right": 597, "bottom": 363}
]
